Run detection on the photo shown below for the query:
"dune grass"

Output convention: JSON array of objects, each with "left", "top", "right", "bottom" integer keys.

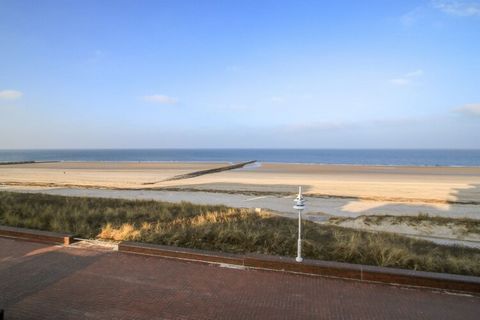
[
  {"left": 1, "top": 191, "right": 480, "bottom": 276},
  {"left": 329, "top": 213, "right": 480, "bottom": 235}
]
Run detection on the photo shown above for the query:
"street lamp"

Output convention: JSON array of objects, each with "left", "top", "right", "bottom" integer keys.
[{"left": 293, "top": 186, "right": 305, "bottom": 262}]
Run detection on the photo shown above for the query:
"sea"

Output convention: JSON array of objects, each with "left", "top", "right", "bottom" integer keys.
[{"left": 1, "top": 149, "right": 480, "bottom": 167}]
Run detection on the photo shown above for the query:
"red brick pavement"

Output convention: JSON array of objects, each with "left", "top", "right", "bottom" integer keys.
[{"left": 1, "top": 237, "right": 479, "bottom": 320}]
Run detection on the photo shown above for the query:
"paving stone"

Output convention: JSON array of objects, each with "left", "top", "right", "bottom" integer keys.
[{"left": 0, "top": 238, "right": 479, "bottom": 319}]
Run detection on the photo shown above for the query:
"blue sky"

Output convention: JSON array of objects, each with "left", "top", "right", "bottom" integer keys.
[{"left": 0, "top": 0, "right": 479, "bottom": 148}]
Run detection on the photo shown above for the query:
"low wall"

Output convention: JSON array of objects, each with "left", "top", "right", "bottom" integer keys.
[
  {"left": 0, "top": 225, "right": 74, "bottom": 245},
  {"left": 119, "top": 241, "right": 480, "bottom": 295}
]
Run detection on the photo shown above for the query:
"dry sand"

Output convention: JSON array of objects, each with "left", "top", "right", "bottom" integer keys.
[
  {"left": 0, "top": 161, "right": 227, "bottom": 188},
  {"left": 1, "top": 161, "right": 480, "bottom": 218},
  {"left": 1, "top": 161, "right": 479, "bottom": 202}
]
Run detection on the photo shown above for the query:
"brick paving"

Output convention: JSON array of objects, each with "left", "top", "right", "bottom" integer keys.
[{"left": 0, "top": 237, "right": 479, "bottom": 320}]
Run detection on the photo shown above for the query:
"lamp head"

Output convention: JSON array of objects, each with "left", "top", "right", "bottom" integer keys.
[{"left": 293, "top": 186, "right": 305, "bottom": 210}]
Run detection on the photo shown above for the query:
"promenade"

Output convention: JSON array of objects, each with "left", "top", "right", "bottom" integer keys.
[{"left": 1, "top": 237, "right": 479, "bottom": 319}]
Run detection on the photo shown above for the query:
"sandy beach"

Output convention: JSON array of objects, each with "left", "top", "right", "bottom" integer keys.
[
  {"left": 1, "top": 161, "right": 480, "bottom": 210},
  {"left": 2, "top": 161, "right": 480, "bottom": 246},
  {"left": 1, "top": 161, "right": 480, "bottom": 202}
]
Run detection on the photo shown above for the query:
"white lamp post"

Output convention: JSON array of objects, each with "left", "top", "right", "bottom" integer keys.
[{"left": 293, "top": 186, "right": 306, "bottom": 262}]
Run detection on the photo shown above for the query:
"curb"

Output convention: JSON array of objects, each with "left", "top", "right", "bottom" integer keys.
[
  {"left": 119, "top": 241, "right": 480, "bottom": 295},
  {"left": 0, "top": 225, "right": 74, "bottom": 245}
]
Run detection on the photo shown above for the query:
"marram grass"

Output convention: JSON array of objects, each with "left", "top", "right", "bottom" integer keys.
[{"left": 1, "top": 191, "right": 479, "bottom": 276}]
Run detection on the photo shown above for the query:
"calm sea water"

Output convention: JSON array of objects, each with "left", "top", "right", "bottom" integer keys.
[{"left": 1, "top": 149, "right": 480, "bottom": 167}]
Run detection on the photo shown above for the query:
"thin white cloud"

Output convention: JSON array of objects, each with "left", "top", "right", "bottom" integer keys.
[
  {"left": 400, "top": 7, "right": 425, "bottom": 27},
  {"left": 455, "top": 103, "right": 480, "bottom": 116},
  {"left": 405, "top": 69, "right": 424, "bottom": 77},
  {"left": 86, "top": 49, "right": 107, "bottom": 64},
  {"left": 389, "top": 78, "right": 410, "bottom": 86},
  {"left": 432, "top": 0, "right": 480, "bottom": 16},
  {"left": 142, "top": 94, "right": 178, "bottom": 105},
  {"left": 389, "top": 69, "right": 424, "bottom": 86},
  {"left": 271, "top": 96, "right": 286, "bottom": 103},
  {"left": 0, "top": 90, "right": 23, "bottom": 100},
  {"left": 282, "top": 121, "right": 346, "bottom": 132},
  {"left": 226, "top": 65, "right": 244, "bottom": 72},
  {"left": 270, "top": 94, "right": 312, "bottom": 104}
]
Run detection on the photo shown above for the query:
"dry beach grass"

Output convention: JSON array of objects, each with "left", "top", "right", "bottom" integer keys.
[
  {"left": 329, "top": 214, "right": 480, "bottom": 243},
  {"left": 1, "top": 191, "right": 479, "bottom": 276}
]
